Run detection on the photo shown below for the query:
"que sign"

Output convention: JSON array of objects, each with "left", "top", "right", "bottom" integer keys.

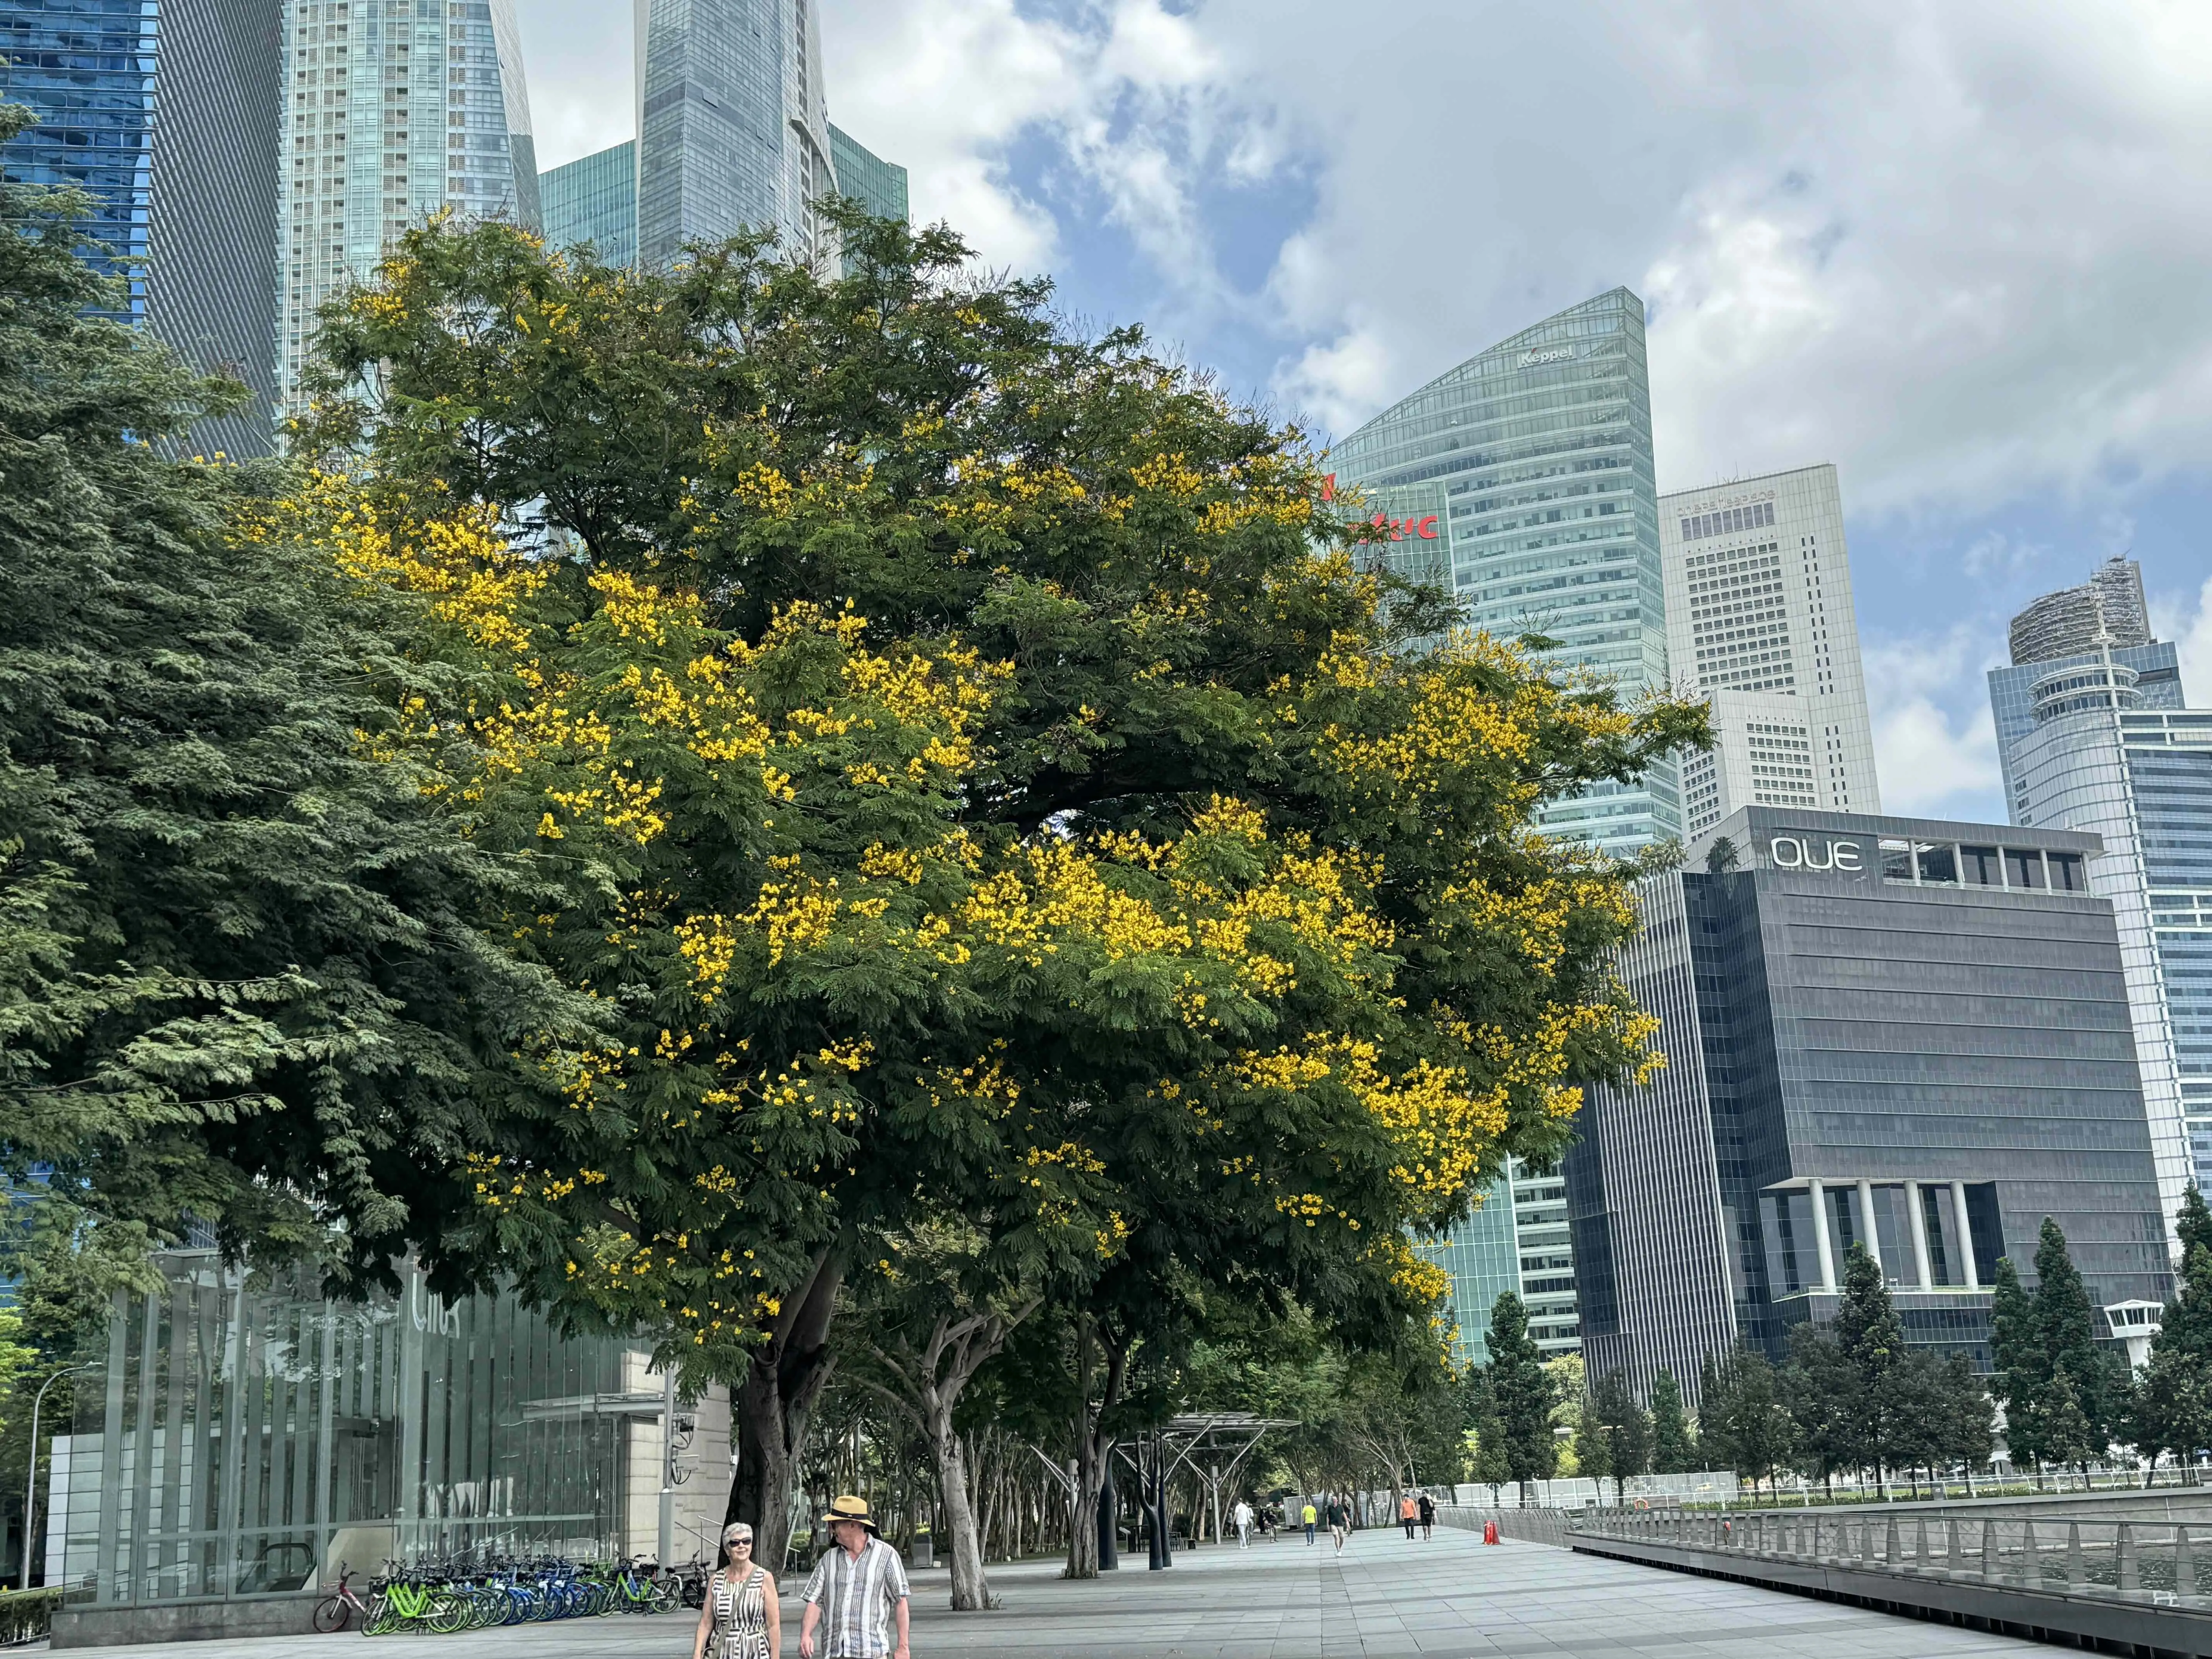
[{"left": 1768, "top": 836, "right": 1861, "bottom": 872}]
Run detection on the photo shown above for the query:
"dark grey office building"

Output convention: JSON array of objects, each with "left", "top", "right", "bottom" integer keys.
[{"left": 1568, "top": 806, "right": 2172, "bottom": 1401}]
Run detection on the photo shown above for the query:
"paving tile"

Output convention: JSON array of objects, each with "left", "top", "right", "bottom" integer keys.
[{"left": 38, "top": 1523, "right": 2062, "bottom": 1659}]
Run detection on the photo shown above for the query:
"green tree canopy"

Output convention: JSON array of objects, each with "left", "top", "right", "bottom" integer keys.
[
  {"left": 2131, "top": 1192, "right": 2212, "bottom": 1470},
  {"left": 0, "top": 103, "right": 570, "bottom": 1322},
  {"left": 287, "top": 212, "right": 1705, "bottom": 1537},
  {"left": 1482, "top": 1293, "right": 1558, "bottom": 1501},
  {"left": 1649, "top": 1369, "right": 1693, "bottom": 1473}
]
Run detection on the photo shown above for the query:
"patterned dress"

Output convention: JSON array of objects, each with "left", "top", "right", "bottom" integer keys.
[{"left": 709, "top": 1566, "right": 770, "bottom": 1659}]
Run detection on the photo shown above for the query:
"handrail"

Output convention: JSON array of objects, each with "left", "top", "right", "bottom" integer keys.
[{"left": 1568, "top": 1504, "right": 2212, "bottom": 1612}]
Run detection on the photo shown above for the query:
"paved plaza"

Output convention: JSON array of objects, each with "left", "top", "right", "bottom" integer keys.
[{"left": 50, "top": 1525, "right": 2053, "bottom": 1659}]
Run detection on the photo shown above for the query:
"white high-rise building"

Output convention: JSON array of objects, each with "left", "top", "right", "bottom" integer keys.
[
  {"left": 1660, "top": 464, "right": 1881, "bottom": 839},
  {"left": 279, "top": 0, "right": 540, "bottom": 410}
]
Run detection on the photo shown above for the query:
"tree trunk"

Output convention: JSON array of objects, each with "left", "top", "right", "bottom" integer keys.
[
  {"left": 933, "top": 1416, "right": 997, "bottom": 1609},
  {"left": 1065, "top": 1321, "right": 1129, "bottom": 1580},
  {"left": 727, "top": 1247, "right": 844, "bottom": 1559}
]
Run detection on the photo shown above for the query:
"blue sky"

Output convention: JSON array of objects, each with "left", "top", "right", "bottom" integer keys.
[{"left": 518, "top": 0, "right": 2212, "bottom": 825}]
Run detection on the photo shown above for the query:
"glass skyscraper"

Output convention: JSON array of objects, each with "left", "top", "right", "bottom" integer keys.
[
  {"left": 1338, "top": 289, "right": 1676, "bottom": 1359},
  {"left": 1420, "top": 1159, "right": 1582, "bottom": 1364},
  {"left": 1330, "top": 287, "right": 1678, "bottom": 859},
  {"left": 1995, "top": 588, "right": 2209, "bottom": 1247},
  {"left": 828, "top": 122, "right": 905, "bottom": 222},
  {"left": 636, "top": 0, "right": 838, "bottom": 267},
  {"left": 3, "top": 0, "right": 283, "bottom": 457},
  {"left": 278, "top": 0, "right": 540, "bottom": 410},
  {"left": 541, "top": 139, "right": 636, "bottom": 268},
  {"left": 2, "top": 1, "right": 158, "bottom": 311}
]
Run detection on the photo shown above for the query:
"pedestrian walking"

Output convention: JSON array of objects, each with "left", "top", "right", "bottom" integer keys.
[
  {"left": 1398, "top": 1493, "right": 1417, "bottom": 1540},
  {"left": 1326, "top": 1496, "right": 1349, "bottom": 1554},
  {"left": 1301, "top": 1500, "right": 1318, "bottom": 1544},
  {"left": 1418, "top": 1491, "right": 1436, "bottom": 1541},
  {"left": 798, "top": 1496, "right": 909, "bottom": 1659},
  {"left": 1232, "top": 1498, "right": 1254, "bottom": 1548},
  {"left": 694, "top": 1521, "right": 781, "bottom": 1659}
]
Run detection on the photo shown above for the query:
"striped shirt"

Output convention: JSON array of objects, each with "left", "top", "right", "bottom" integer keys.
[{"left": 802, "top": 1536, "right": 908, "bottom": 1658}]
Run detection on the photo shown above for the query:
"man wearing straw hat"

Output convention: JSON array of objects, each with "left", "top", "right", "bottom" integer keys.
[{"left": 798, "top": 1496, "right": 910, "bottom": 1659}]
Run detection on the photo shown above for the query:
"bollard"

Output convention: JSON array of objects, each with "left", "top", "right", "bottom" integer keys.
[{"left": 2119, "top": 1523, "right": 2138, "bottom": 1594}]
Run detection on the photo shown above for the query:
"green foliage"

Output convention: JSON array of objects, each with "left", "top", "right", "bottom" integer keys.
[
  {"left": 1584, "top": 1369, "right": 1650, "bottom": 1497},
  {"left": 0, "top": 105, "right": 572, "bottom": 1323},
  {"left": 1479, "top": 1293, "right": 1556, "bottom": 1496},
  {"left": 1833, "top": 1242, "right": 1908, "bottom": 1475},
  {"left": 1649, "top": 1369, "right": 1693, "bottom": 1473},
  {"left": 1701, "top": 1345, "right": 1792, "bottom": 1491},
  {"left": 1992, "top": 1220, "right": 2124, "bottom": 1472},
  {"left": 2131, "top": 1192, "right": 2212, "bottom": 1468},
  {"left": 1989, "top": 1255, "right": 2042, "bottom": 1465}
]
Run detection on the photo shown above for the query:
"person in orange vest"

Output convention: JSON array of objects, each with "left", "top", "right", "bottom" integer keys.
[
  {"left": 1483, "top": 1519, "right": 1500, "bottom": 1546},
  {"left": 1399, "top": 1493, "right": 1418, "bottom": 1540}
]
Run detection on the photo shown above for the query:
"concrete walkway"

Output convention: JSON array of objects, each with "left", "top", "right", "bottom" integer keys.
[{"left": 48, "top": 1524, "right": 2053, "bottom": 1659}]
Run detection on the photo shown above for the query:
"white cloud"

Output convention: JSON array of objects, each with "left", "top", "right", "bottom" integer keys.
[
  {"left": 2159, "top": 576, "right": 2212, "bottom": 712},
  {"left": 518, "top": 2, "right": 2212, "bottom": 533},
  {"left": 1863, "top": 628, "right": 2004, "bottom": 818}
]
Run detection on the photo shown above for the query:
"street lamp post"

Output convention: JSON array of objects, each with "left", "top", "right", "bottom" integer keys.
[{"left": 21, "top": 1366, "right": 95, "bottom": 1593}]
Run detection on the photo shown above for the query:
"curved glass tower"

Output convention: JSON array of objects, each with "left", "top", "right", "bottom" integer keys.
[{"left": 1331, "top": 288, "right": 1678, "bottom": 857}]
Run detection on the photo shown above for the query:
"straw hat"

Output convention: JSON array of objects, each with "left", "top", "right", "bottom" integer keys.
[{"left": 822, "top": 1494, "right": 877, "bottom": 1531}]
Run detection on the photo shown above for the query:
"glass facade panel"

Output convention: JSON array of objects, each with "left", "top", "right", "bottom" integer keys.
[
  {"left": 1962, "top": 845, "right": 2001, "bottom": 886},
  {"left": 278, "top": 0, "right": 539, "bottom": 410},
  {"left": 53, "top": 1252, "right": 723, "bottom": 1608},
  {"left": 2, "top": 0, "right": 280, "bottom": 456},
  {"left": 827, "top": 122, "right": 905, "bottom": 222},
  {"left": 1329, "top": 288, "right": 1677, "bottom": 859},
  {"left": 638, "top": 0, "right": 839, "bottom": 267},
  {"left": 1915, "top": 842, "right": 1958, "bottom": 885},
  {"left": 540, "top": 139, "right": 636, "bottom": 267}
]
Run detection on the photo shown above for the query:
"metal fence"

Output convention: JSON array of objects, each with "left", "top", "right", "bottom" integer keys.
[
  {"left": 1576, "top": 1505, "right": 2212, "bottom": 1609},
  {"left": 1436, "top": 1506, "right": 1572, "bottom": 1547}
]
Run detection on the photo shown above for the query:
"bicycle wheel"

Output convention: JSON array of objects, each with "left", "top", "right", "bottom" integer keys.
[
  {"left": 651, "top": 1574, "right": 681, "bottom": 1615},
  {"left": 313, "top": 1595, "right": 352, "bottom": 1634},
  {"left": 428, "top": 1593, "right": 471, "bottom": 1635}
]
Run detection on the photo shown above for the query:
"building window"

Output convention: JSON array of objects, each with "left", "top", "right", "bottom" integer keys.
[
  {"left": 1881, "top": 838, "right": 1914, "bottom": 882},
  {"left": 1915, "top": 843, "right": 1958, "bottom": 885},
  {"left": 2004, "top": 847, "right": 2047, "bottom": 890},
  {"left": 1961, "top": 845, "right": 2002, "bottom": 886},
  {"left": 2049, "top": 851, "right": 2087, "bottom": 892}
]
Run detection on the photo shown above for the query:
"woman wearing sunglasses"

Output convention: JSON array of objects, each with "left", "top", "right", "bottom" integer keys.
[{"left": 692, "top": 1520, "right": 781, "bottom": 1659}]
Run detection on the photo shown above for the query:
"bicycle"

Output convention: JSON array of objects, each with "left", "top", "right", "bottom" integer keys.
[{"left": 312, "top": 1565, "right": 371, "bottom": 1634}]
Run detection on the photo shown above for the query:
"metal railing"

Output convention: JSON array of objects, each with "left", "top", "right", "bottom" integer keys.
[
  {"left": 1436, "top": 1506, "right": 1571, "bottom": 1547},
  {"left": 1, "top": 1585, "right": 74, "bottom": 1647},
  {"left": 1575, "top": 1504, "right": 2212, "bottom": 1611}
]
